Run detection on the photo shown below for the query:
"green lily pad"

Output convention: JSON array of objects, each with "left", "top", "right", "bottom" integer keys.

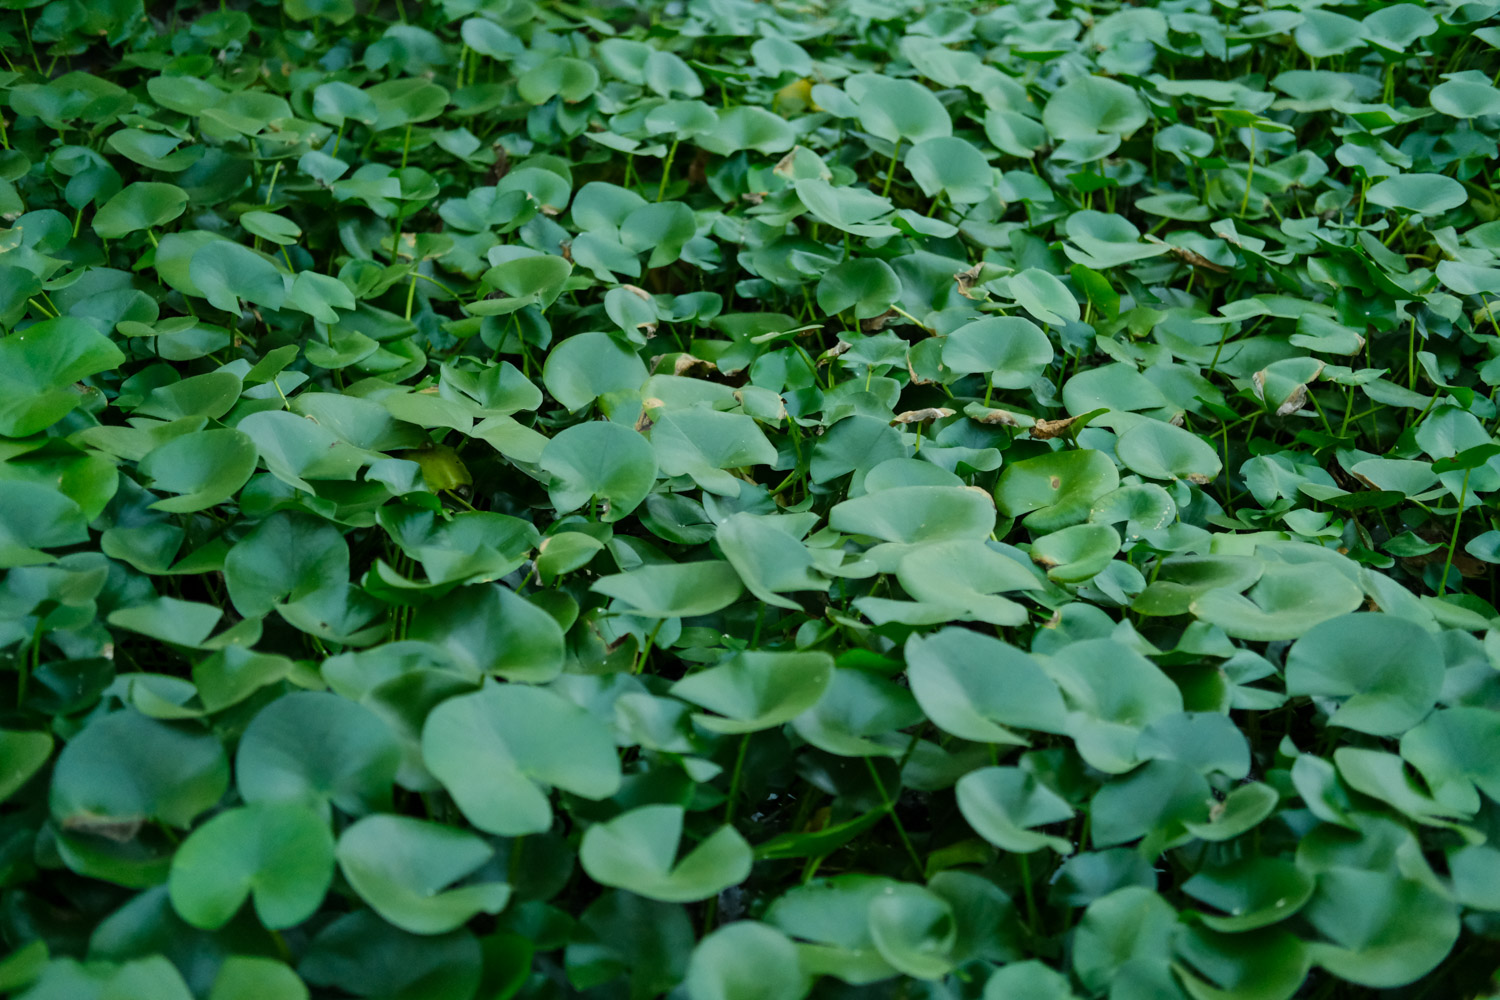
[
  {"left": 337, "top": 814, "right": 511, "bottom": 934},
  {"left": 1284, "top": 613, "right": 1442, "bottom": 736},
  {"left": 422, "top": 683, "right": 621, "bottom": 836},
  {"left": 671, "top": 650, "right": 834, "bottom": 734},
  {"left": 168, "top": 803, "right": 334, "bottom": 930},
  {"left": 579, "top": 805, "right": 752, "bottom": 903},
  {"left": 955, "top": 766, "right": 1075, "bottom": 854}
]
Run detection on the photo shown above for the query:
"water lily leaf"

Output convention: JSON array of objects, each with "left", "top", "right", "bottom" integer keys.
[
  {"left": 1366, "top": 173, "right": 1467, "bottom": 215},
  {"left": 592, "top": 560, "right": 743, "bottom": 618},
  {"left": 540, "top": 420, "right": 657, "bottom": 521},
  {"left": 0, "top": 317, "right": 125, "bottom": 437},
  {"left": 845, "top": 74, "right": 952, "bottom": 145},
  {"left": 1116, "top": 421, "right": 1222, "bottom": 483},
  {"left": 791, "top": 668, "right": 925, "bottom": 758},
  {"left": 1029, "top": 523, "right": 1120, "bottom": 583},
  {"left": 650, "top": 408, "right": 777, "bottom": 496},
  {"left": 236, "top": 691, "right": 401, "bottom": 816},
  {"left": 1174, "top": 925, "right": 1310, "bottom": 1000},
  {"left": 225, "top": 512, "right": 348, "bottom": 618},
  {"left": 717, "top": 513, "right": 829, "bottom": 609},
  {"left": 300, "top": 910, "right": 481, "bottom": 1000},
  {"left": 478, "top": 248, "right": 572, "bottom": 313},
  {"left": 982, "top": 962, "right": 1079, "bottom": 1000},
  {"left": 542, "top": 331, "right": 648, "bottom": 412},
  {"left": 685, "top": 922, "right": 807, "bottom": 1000},
  {"left": 1072, "top": 887, "right": 1178, "bottom": 994},
  {"left": 672, "top": 650, "right": 833, "bottom": 734},
  {"left": 168, "top": 803, "right": 334, "bottom": 930},
  {"left": 866, "top": 883, "right": 957, "bottom": 979},
  {"left": 93, "top": 182, "right": 187, "bottom": 239},
  {"left": 1302, "top": 868, "right": 1459, "bottom": 988},
  {"left": 422, "top": 683, "right": 620, "bottom": 836},
  {"left": 1044, "top": 638, "right": 1184, "bottom": 774},
  {"left": 1090, "top": 759, "right": 1210, "bottom": 848},
  {"left": 996, "top": 449, "right": 1120, "bottom": 532},
  {"left": 1192, "top": 561, "right": 1364, "bottom": 641},
  {"left": 1362, "top": 4, "right": 1437, "bottom": 52},
  {"left": 830, "top": 485, "right": 996, "bottom": 544},
  {"left": 618, "top": 202, "right": 698, "bottom": 267},
  {"left": 189, "top": 241, "right": 286, "bottom": 313},
  {"left": 1044, "top": 76, "right": 1149, "bottom": 140},
  {"left": 337, "top": 814, "right": 511, "bottom": 934},
  {"left": 1333, "top": 747, "right": 1468, "bottom": 824},
  {"left": 698, "top": 106, "right": 797, "bottom": 155},
  {"left": 410, "top": 584, "right": 564, "bottom": 682},
  {"left": 1431, "top": 77, "right": 1500, "bottom": 118},
  {"left": 51, "top": 710, "right": 228, "bottom": 830},
  {"left": 956, "top": 767, "right": 1075, "bottom": 854},
  {"left": 893, "top": 540, "right": 1041, "bottom": 626},
  {"left": 518, "top": 58, "right": 600, "bottom": 104},
  {"left": 1294, "top": 9, "right": 1365, "bottom": 58},
  {"left": 237, "top": 410, "right": 369, "bottom": 491},
  {"left": 0, "top": 729, "right": 53, "bottom": 803},
  {"left": 1004, "top": 268, "right": 1081, "bottom": 326},
  {"left": 941, "top": 316, "right": 1054, "bottom": 388},
  {"left": 1400, "top": 708, "right": 1500, "bottom": 816},
  {"left": 580, "top": 804, "right": 752, "bottom": 903},
  {"left": 0, "top": 481, "right": 89, "bottom": 567},
  {"left": 1284, "top": 613, "right": 1442, "bottom": 736},
  {"left": 207, "top": 956, "right": 309, "bottom": 1000},
  {"left": 1182, "top": 857, "right": 1315, "bottom": 933},
  {"left": 905, "top": 137, "right": 993, "bottom": 204},
  {"left": 1182, "top": 782, "right": 1279, "bottom": 841},
  {"left": 817, "top": 258, "right": 901, "bottom": 320},
  {"left": 905, "top": 628, "right": 1067, "bottom": 743}
]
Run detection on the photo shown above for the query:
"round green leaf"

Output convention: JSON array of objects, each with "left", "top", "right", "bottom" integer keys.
[
  {"left": 1284, "top": 613, "right": 1442, "bottom": 736},
  {"left": 995, "top": 448, "right": 1120, "bottom": 532},
  {"left": 905, "top": 137, "right": 993, "bottom": 204},
  {"left": 905, "top": 628, "right": 1067, "bottom": 743},
  {"left": 0, "top": 317, "right": 126, "bottom": 438},
  {"left": 539, "top": 420, "right": 657, "bottom": 521},
  {"left": 579, "top": 804, "right": 752, "bottom": 903},
  {"left": 941, "top": 316, "right": 1054, "bottom": 388},
  {"left": 816, "top": 258, "right": 901, "bottom": 320},
  {"left": 1116, "top": 421, "right": 1222, "bottom": 483},
  {"left": 1029, "top": 523, "right": 1120, "bottom": 584},
  {"left": 845, "top": 74, "right": 952, "bottom": 145},
  {"left": 421, "top": 683, "right": 621, "bottom": 837},
  {"left": 51, "top": 711, "right": 228, "bottom": 830},
  {"left": 1043, "top": 76, "right": 1149, "bottom": 140},
  {"left": 410, "top": 584, "right": 564, "bottom": 682},
  {"left": 685, "top": 922, "right": 807, "bottom": 1000},
  {"left": 1366, "top": 173, "right": 1467, "bottom": 216},
  {"left": 0, "top": 729, "right": 53, "bottom": 804},
  {"left": 168, "top": 803, "right": 334, "bottom": 930},
  {"left": 592, "top": 560, "right": 743, "bottom": 618},
  {"left": 93, "top": 182, "right": 188, "bottom": 239},
  {"left": 956, "top": 766, "right": 1075, "bottom": 854},
  {"left": 671, "top": 650, "right": 834, "bottom": 734},
  {"left": 336, "top": 814, "right": 511, "bottom": 935},
  {"left": 236, "top": 691, "right": 401, "bottom": 815}
]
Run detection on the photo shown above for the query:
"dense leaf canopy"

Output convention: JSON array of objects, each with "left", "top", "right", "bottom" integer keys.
[{"left": 2, "top": 0, "right": 1500, "bottom": 999}]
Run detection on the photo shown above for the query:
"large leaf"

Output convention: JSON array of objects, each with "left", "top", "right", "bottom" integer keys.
[
  {"left": 579, "top": 805, "right": 752, "bottom": 903},
  {"left": 422, "top": 683, "right": 621, "bottom": 836}
]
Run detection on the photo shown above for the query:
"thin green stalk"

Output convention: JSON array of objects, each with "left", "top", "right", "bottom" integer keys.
[
  {"left": 1239, "top": 129, "right": 1256, "bottom": 216},
  {"left": 656, "top": 139, "right": 679, "bottom": 202},
  {"left": 863, "top": 757, "right": 924, "bottom": 878},
  {"left": 1437, "top": 467, "right": 1472, "bottom": 598},
  {"left": 881, "top": 139, "right": 902, "bottom": 199}
]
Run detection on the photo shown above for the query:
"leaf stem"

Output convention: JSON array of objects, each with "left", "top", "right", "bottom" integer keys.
[{"left": 1437, "top": 466, "right": 1471, "bottom": 597}]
